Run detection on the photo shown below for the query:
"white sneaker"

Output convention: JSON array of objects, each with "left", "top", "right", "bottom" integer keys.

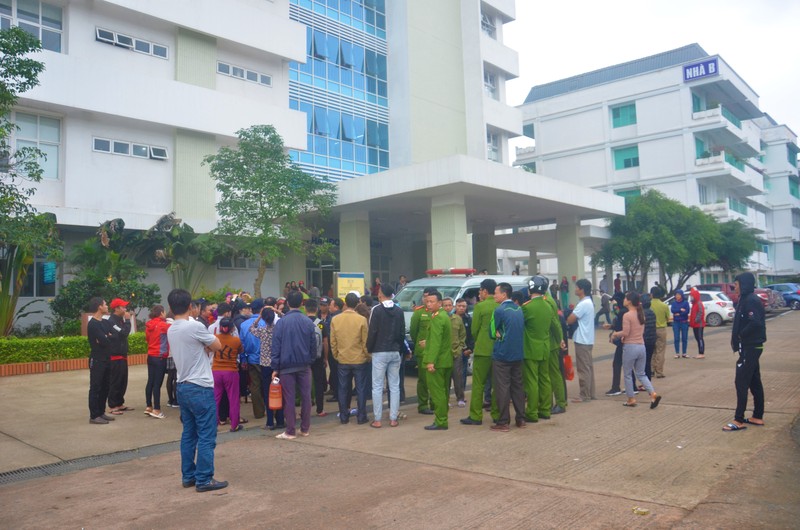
[
  {"left": 457, "top": 400, "right": 466, "bottom": 408},
  {"left": 275, "top": 432, "right": 297, "bottom": 440}
]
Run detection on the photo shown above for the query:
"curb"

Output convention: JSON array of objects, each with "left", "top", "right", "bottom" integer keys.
[{"left": 0, "top": 353, "right": 149, "bottom": 377}]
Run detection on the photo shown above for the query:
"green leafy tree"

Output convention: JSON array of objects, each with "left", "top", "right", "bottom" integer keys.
[
  {"left": 204, "top": 125, "right": 337, "bottom": 297},
  {"left": 711, "top": 219, "right": 758, "bottom": 275},
  {"left": 0, "top": 27, "right": 62, "bottom": 336},
  {"left": 141, "top": 213, "right": 225, "bottom": 296},
  {"left": 49, "top": 219, "right": 159, "bottom": 325}
]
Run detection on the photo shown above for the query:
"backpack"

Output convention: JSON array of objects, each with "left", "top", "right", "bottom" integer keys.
[{"left": 312, "top": 317, "right": 323, "bottom": 360}]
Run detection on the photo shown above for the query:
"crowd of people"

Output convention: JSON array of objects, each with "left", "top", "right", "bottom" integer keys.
[{"left": 83, "top": 271, "right": 766, "bottom": 491}]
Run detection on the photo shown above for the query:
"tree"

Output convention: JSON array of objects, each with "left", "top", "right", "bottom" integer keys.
[
  {"left": 49, "top": 219, "right": 160, "bottom": 326},
  {"left": 204, "top": 125, "right": 337, "bottom": 297},
  {"left": 0, "top": 27, "right": 62, "bottom": 336},
  {"left": 142, "top": 213, "right": 225, "bottom": 296},
  {"left": 711, "top": 219, "right": 758, "bottom": 275},
  {"left": 657, "top": 206, "right": 720, "bottom": 293}
]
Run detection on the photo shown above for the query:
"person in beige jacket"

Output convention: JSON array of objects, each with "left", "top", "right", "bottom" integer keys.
[{"left": 331, "top": 293, "right": 370, "bottom": 424}]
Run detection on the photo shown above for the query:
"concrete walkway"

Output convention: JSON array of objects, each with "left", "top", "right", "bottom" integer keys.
[{"left": 0, "top": 311, "right": 798, "bottom": 528}]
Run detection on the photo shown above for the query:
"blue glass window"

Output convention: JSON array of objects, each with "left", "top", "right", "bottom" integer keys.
[
  {"left": 353, "top": 117, "right": 365, "bottom": 145},
  {"left": 377, "top": 54, "right": 387, "bottom": 80},
  {"left": 351, "top": 44, "right": 364, "bottom": 72},
  {"left": 314, "top": 135, "right": 328, "bottom": 155},
  {"left": 313, "top": 106, "right": 328, "bottom": 135},
  {"left": 300, "top": 102, "right": 313, "bottom": 132},
  {"left": 340, "top": 0, "right": 351, "bottom": 14},
  {"left": 355, "top": 145, "right": 366, "bottom": 162},
  {"left": 377, "top": 80, "right": 387, "bottom": 97},
  {"left": 314, "top": 58, "right": 326, "bottom": 76},
  {"left": 366, "top": 120, "right": 379, "bottom": 147},
  {"left": 339, "top": 41, "right": 353, "bottom": 67},
  {"left": 365, "top": 50, "right": 378, "bottom": 76},
  {"left": 313, "top": 30, "right": 328, "bottom": 59},
  {"left": 327, "top": 0, "right": 339, "bottom": 7},
  {"left": 328, "top": 109, "right": 341, "bottom": 139},
  {"left": 352, "top": 1, "right": 364, "bottom": 20},
  {"left": 379, "top": 150, "right": 389, "bottom": 168},
  {"left": 327, "top": 62, "right": 339, "bottom": 82},
  {"left": 329, "top": 139, "right": 341, "bottom": 158},
  {"left": 378, "top": 123, "right": 388, "bottom": 150},
  {"left": 342, "top": 142, "right": 354, "bottom": 159},
  {"left": 341, "top": 68, "right": 352, "bottom": 86},
  {"left": 367, "top": 77, "right": 377, "bottom": 94},
  {"left": 368, "top": 147, "right": 378, "bottom": 165},
  {"left": 353, "top": 73, "right": 365, "bottom": 90},
  {"left": 341, "top": 113, "right": 355, "bottom": 141},
  {"left": 326, "top": 34, "right": 339, "bottom": 62}
]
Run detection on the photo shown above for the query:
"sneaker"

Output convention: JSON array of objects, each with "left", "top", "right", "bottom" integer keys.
[
  {"left": 457, "top": 400, "right": 466, "bottom": 408},
  {"left": 419, "top": 408, "right": 434, "bottom": 415},
  {"left": 459, "top": 417, "right": 482, "bottom": 425},
  {"left": 182, "top": 479, "right": 195, "bottom": 488},
  {"left": 168, "top": 403, "right": 180, "bottom": 408},
  {"left": 349, "top": 408, "right": 358, "bottom": 415},
  {"left": 101, "top": 414, "right": 115, "bottom": 421},
  {"left": 275, "top": 432, "right": 297, "bottom": 440},
  {"left": 551, "top": 405, "right": 566, "bottom": 414},
  {"left": 490, "top": 423, "right": 510, "bottom": 432},
  {"left": 89, "top": 417, "right": 109, "bottom": 424},
  {"left": 230, "top": 425, "right": 244, "bottom": 432},
  {"left": 605, "top": 389, "right": 623, "bottom": 396},
  {"left": 196, "top": 478, "right": 228, "bottom": 492},
  {"left": 424, "top": 424, "right": 448, "bottom": 431}
]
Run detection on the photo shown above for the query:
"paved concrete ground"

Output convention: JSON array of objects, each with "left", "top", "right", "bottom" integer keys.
[{"left": 0, "top": 310, "right": 798, "bottom": 528}]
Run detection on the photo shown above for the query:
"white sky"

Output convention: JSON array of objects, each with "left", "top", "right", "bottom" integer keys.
[{"left": 504, "top": 0, "right": 800, "bottom": 135}]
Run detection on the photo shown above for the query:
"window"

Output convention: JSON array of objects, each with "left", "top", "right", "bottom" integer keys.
[
  {"left": 217, "top": 253, "right": 271, "bottom": 270},
  {"left": 522, "top": 123, "right": 534, "bottom": 140},
  {"left": 792, "top": 210, "right": 800, "bottom": 229},
  {"left": 789, "top": 146, "right": 798, "bottom": 168},
  {"left": 698, "top": 183, "right": 709, "bottom": 205},
  {"left": 483, "top": 70, "right": 497, "bottom": 99},
  {"left": 615, "top": 189, "right": 641, "bottom": 200},
  {"left": 217, "top": 61, "right": 272, "bottom": 87},
  {"left": 15, "top": 112, "right": 60, "bottom": 179},
  {"left": 794, "top": 242, "right": 800, "bottom": 261},
  {"left": 92, "top": 137, "right": 168, "bottom": 161},
  {"left": 18, "top": 258, "right": 57, "bottom": 297},
  {"left": 95, "top": 27, "right": 169, "bottom": 59},
  {"left": 613, "top": 145, "right": 639, "bottom": 170},
  {"left": 695, "top": 137, "right": 706, "bottom": 158},
  {"left": 790, "top": 179, "right": 800, "bottom": 199},
  {"left": 729, "top": 196, "right": 748, "bottom": 215},
  {"left": 4, "top": 0, "right": 62, "bottom": 53},
  {"left": 692, "top": 92, "right": 703, "bottom": 112},
  {"left": 487, "top": 130, "right": 500, "bottom": 162},
  {"left": 480, "top": 11, "right": 496, "bottom": 39},
  {"left": 611, "top": 103, "right": 637, "bottom": 128}
]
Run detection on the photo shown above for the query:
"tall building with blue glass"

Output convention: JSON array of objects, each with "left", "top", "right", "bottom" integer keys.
[{"left": 288, "top": 0, "right": 389, "bottom": 182}]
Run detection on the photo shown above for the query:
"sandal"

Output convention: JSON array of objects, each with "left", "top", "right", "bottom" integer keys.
[
  {"left": 144, "top": 407, "right": 153, "bottom": 416},
  {"left": 723, "top": 422, "right": 746, "bottom": 432},
  {"left": 109, "top": 409, "right": 124, "bottom": 415},
  {"left": 743, "top": 418, "right": 764, "bottom": 426},
  {"left": 118, "top": 406, "right": 135, "bottom": 411},
  {"left": 650, "top": 395, "right": 662, "bottom": 409},
  {"left": 370, "top": 421, "right": 382, "bottom": 428},
  {"left": 238, "top": 418, "right": 249, "bottom": 424},
  {"left": 148, "top": 410, "right": 166, "bottom": 419},
  {"left": 390, "top": 420, "right": 399, "bottom": 427},
  {"left": 230, "top": 425, "right": 244, "bottom": 432},
  {"left": 623, "top": 402, "right": 637, "bottom": 407}
]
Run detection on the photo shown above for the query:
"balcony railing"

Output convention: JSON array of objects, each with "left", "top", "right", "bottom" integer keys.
[
  {"left": 725, "top": 151, "right": 745, "bottom": 171},
  {"left": 721, "top": 106, "right": 742, "bottom": 129}
]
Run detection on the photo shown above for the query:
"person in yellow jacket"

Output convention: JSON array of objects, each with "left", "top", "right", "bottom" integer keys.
[
  {"left": 421, "top": 290, "right": 452, "bottom": 430},
  {"left": 409, "top": 288, "right": 434, "bottom": 414},
  {"left": 460, "top": 278, "right": 498, "bottom": 425}
]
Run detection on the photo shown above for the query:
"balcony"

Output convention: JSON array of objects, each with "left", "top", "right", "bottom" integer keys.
[
  {"left": 692, "top": 106, "right": 759, "bottom": 158},
  {"left": 483, "top": 97, "right": 522, "bottom": 137},
  {"left": 480, "top": 33, "right": 520, "bottom": 79},
  {"left": 695, "top": 150, "right": 763, "bottom": 196}
]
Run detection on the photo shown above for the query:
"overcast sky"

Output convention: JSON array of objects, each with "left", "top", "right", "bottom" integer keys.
[{"left": 504, "top": 0, "right": 800, "bottom": 135}]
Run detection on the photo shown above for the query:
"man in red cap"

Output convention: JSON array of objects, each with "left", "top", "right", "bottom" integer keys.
[{"left": 107, "top": 298, "right": 133, "bottom": 415}]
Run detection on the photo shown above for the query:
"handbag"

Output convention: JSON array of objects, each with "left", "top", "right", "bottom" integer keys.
[
  {"left": 268, "top": 377, "right": 283, "bottom": 410},
  {"left": 563, "top": 354, "right": 575, "bottom": 381}
]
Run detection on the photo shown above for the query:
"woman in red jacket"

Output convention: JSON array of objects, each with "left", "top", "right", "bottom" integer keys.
[
  {"left": 689, "top": 288, "right": 706, "bottom": 359},
  {"left": 144, "top": 305, "right": 171, "bottom": 418}
]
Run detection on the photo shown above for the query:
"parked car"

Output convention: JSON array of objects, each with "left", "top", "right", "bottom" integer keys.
[
  {"left": 693, "top": 282, "right": 777, "bottom": 312},
  {"left": 666, "top": 291, "right": 735, "bottom": 327},
  {"left": 765, "top": 283, "right": 800, "bottom": 310}
]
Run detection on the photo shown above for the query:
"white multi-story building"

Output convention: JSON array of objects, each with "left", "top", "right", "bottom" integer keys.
[
  {"left": 9, "top": 0, "right": 625, "bottom": 328},
  {"left": 10, "top": 0, "right": 307, "bottom": 302},
  {"left": 515, "top": 43, "right": 800, "bottom": 282}
]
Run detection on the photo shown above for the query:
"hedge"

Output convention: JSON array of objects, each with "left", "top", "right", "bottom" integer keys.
[{"left": 0, "top": 332, "right": 146, "bottom": 364}]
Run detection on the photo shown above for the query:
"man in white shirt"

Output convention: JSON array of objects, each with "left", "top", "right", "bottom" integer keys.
[
  {"left": 567, "top": 279, "right": 596, "bottom": 402},
  {"left": 167, "top": 289, "right": 226, "bottom": 492}
]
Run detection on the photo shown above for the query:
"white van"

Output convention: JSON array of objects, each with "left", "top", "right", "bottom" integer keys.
[{"left": 394, "top": 274, "right": 533, "bottom": 333}]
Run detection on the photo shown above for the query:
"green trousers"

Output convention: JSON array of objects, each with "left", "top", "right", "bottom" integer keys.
[
  {"left": 550, "top": 349, "right": 567, "bottom": 409},
  {"left": 523, "top": 358, "right": 550, "bottom": 420},
  {"left": 469, "top": 356, "right": 498, "bottom": 421},
  {"left": 416, "top": 356, "right": 430, "bottom": 411},
  {"left": 426, "top": 367, "right": 452, "bottom": 427}
]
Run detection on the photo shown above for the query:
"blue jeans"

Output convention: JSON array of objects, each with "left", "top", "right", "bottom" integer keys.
[
  {"left": 673, "top": 321, "right": 689, "bottom": 354},
  {"left": 338, "top": 363, "right": 369, "bottom": 423},
  {"left": 371, "top": 351, "right": 401, "bottom": 421},
  {"left": 177, "top": 382, "right": 217, "bottom": 486}
]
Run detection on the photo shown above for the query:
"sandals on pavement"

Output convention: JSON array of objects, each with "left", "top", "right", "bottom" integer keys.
[
  {"left": 144, "top": 407, "right": 153, "bottom": 416},
  {"left": 623, "top": 402, "right": 637, "bottom": 407},
  {"left": 390, "top": 420, "right": 399, "bottom": 427},
  {"left": 723, "top": 422, "right": 746, "bottom": 432},
  {"left": 743, "top": 418, "right": 764, "bottom": 426},
  {"left": 370, "top": 421, "right": 382, "bottom": 428},
  {"left": 147, "top": 410, "right": 166, "bottom": 419},
  {"left": 275, "top": 432, "right": 296, "bottom": 440},
  {"left": 650, "top": 395, "right": 662, "bottom": 409}
]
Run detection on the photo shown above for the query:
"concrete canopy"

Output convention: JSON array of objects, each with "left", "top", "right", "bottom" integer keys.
[{"left": 333, "top": 154, "right": 625, "bottom": 237}]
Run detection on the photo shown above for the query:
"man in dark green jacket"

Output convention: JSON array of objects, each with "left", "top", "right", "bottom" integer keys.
[
  {"left": 521, "top": 277, "right": 554, "bottom": 422},
  {"left": 422, "top": 291, "right": 452, "bottom": 430},
  {"left": 461, "top": 278, "right": 498, "bottom": 425},
  {"left": 409, "top": 288, "right": 434, "bottom": 414}
]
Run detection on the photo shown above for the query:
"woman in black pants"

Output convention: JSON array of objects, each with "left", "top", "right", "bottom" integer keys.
[{"left": 144, "top": 305, "right": 170, "bottom": 419}]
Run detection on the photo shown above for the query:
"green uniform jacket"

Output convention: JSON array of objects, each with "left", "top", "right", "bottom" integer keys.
[
  {"left": 409, "top": 305, "right": 431, "bottom": 357},
  {"left": 449, "top": 313, "right": 466, "bottom": 357},
  {"left": 543, "top": 294, "right": 563, "bottom": 349},
  {"left": 423, "top": 310, "right": 453, "bottom": 368},
  {"left": 472, "top": 298, "right": 498, "bottom": 357},
  {"left": 521, "top": 296, "right": 553, "bottom": 361}
]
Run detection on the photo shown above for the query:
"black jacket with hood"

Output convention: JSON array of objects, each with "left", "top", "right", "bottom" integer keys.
[
  {"left": 366, "top": 300, "right": 409, "bottom": 355},
  {"left": 731, "top": 272, "right": 766, "bottom": 351}
]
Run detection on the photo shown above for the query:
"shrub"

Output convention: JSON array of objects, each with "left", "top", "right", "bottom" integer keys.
[{"left": 0, "top": 331, "right": 147, "bottom": 364}]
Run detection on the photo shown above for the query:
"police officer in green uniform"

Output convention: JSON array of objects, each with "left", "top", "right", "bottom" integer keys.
[
  {"left": 521, "top": 276, "right": 554, "bottom": 422},
  {"left": 409, "top": 288, "right": 434, "bottom": 414},
  {"left": 543, "top": 289, "right": 567, "bottom": 416},
  {"left": 461, "top": 278, "right": 498, "bottom": 425},
  {"left": 421, "top": 290, "right": 452, "bottom": 430}
]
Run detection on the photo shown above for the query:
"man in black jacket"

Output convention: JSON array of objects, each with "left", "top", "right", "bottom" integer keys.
[
  {"left": 724, "top": 272, "right": 767, "bottom": 432},
  {"left": 107, "top": 298, "right": 133, "bottom": 414},
  {"left": 366, "top": 284, "right": 408, "bottom": 427},
  {"left": 87, "top": 297, "right": 114, "bottom": 424}
]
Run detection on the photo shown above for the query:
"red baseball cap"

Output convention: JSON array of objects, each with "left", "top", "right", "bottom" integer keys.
[{"left": 110, "top": 298, "right": 129, "bottom": 309}]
